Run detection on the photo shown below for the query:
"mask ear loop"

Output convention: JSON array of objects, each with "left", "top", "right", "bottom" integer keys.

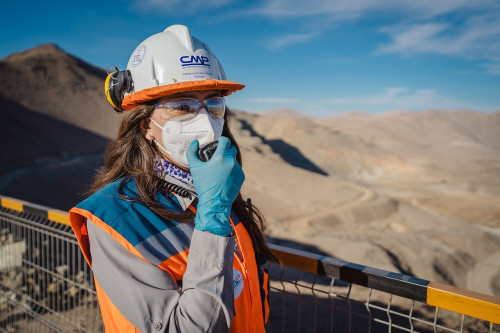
[{"left": 149, "top": 117, "right": 164, "bottom": 129}]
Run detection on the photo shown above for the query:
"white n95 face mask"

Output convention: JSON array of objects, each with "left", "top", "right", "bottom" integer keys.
[{"left": 149, "top": 109, "right": 224, "bottom": 168}]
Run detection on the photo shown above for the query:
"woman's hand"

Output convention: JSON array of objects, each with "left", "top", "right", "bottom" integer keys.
[{"left": 186, "top": 136, "right": 245, "bottom": 236}]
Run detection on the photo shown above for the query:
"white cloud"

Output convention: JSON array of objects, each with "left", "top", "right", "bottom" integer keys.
[
  {"left": 375, "top": 14, "right": 500, "bottom": 74},
  {"left": 483, "top": 60, "right": 500, "bottom": 75},
  {"left": 264, "top": 31, "right": 321, "bottom": 50},
  {"left": 252, "top": 0, "right": 491, "bottom": 20},
  {"left": 376, "top": 14, "right": 500, "bottom": 57},
  {"left": 324, "top": 87, "right": 496, "bottom": 112},
  {"left": 375, "top": 23, "right": 448, "bottom": 55},
  {"left": 243, "top": 97, "right": 300, "bottom": 104},
  {"left": 252, "top": 0, "right": 500, "bottom": 73},
  {"left": 131, "top": 0, "right": 233, "bottom": 13}
]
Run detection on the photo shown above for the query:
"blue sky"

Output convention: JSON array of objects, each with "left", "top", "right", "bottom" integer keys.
[{"left": 1, "top": 0, "right": 499, "bottom": 117}]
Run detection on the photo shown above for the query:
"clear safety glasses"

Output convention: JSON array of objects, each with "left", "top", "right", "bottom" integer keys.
[{"left": 153, "top": 96, "right": 226, "bottom": 121}]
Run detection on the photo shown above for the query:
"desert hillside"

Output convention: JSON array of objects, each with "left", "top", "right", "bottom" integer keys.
[
  {"left": 0, "top": 45, "right": 499, "bottom": 298},
  {"left": 229, "top": 110, "right": 500, "bottom": 297},
  {"left": 0, "top": 44, "right": 121, "bottom": 138}
]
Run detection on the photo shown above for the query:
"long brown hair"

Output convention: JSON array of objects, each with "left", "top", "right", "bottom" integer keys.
[{"left": 90, "top": 102, "right": 276, "bottom": 262}]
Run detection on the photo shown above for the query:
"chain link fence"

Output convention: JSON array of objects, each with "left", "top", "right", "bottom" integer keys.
[
  {"left": 265, "top": 247, "right": 499, "bottom": 333},
  {"left": 0, "top": 206, "right": 102, "bottom": 332}
]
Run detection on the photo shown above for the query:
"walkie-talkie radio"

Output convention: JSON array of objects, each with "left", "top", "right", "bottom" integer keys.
[{"left": 198, "top": 141, "right": 219, "bottom": 162}]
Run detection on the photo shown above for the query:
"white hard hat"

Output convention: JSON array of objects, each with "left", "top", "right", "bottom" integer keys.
[{"left": 121, "top": 24, "right": 244, "bottom": 111}]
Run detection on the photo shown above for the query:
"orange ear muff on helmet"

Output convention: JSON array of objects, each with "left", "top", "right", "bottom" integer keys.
[{"left": 104, "top": 67, "right": 133, "bottom": 113}]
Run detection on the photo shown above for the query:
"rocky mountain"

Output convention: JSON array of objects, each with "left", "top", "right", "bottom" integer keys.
[
  {"left": 0, "top": 43, "right": 121, "bottom": 138},
  {"left": 0, "top": 45, "right": 111, "bottom": 208},
  {"left": 1, "top": 44, "right": 499, "bottom": 297}
]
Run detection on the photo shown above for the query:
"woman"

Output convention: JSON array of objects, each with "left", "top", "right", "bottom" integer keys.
[{"left": 69, "top": 25, "right": 275, "bottom": 332}]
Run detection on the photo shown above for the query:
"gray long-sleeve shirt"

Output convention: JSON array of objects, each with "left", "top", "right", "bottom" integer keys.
[{"left": 87, "top": 219, "right": 235, "bottom": 332}]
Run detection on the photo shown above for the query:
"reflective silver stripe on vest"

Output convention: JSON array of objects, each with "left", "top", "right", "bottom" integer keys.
[{"left": 135, "top": 222, "right": 195, "bottom": 265}]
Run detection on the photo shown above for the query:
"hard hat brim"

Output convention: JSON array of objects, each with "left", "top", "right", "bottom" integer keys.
[{"left": 121, "top": 79, "right": 245, "bottom": 111}]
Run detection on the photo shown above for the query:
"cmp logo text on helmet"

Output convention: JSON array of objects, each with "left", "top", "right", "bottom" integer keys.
[{"left": 180, "top": 55, "right": 210, "bottom": 67}]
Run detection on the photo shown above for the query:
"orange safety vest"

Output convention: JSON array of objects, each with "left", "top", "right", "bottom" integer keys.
[{"left": 69, "top": 178, "right": 269, "bottom": 332}]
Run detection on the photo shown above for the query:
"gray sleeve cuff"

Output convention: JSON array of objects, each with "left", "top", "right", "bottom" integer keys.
[
  {"left": 181, "top": 229, "right": 236, "bottom": 327},
  {"left": 187, "top": 228, "right": 236, "bottom": 267}
]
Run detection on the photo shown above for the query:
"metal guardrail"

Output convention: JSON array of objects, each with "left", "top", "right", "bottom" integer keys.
[
  {"left": 0, "top": 197, "right": 102, "bottom": 333},
  {"left": 266, "top": 245, "right": 500, "bottom": 333},
  {"left": 0, "top": 195, "right": 499, "bottom": 332}
]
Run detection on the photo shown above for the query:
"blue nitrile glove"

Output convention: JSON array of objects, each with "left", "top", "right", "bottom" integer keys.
[{"left": 186, "top": 136, "right": 245, "bottom": 236}]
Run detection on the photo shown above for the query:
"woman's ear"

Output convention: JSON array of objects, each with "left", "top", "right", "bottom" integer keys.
[{"left": 140, "top": 118, "right": 154, "bottom": 141}]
